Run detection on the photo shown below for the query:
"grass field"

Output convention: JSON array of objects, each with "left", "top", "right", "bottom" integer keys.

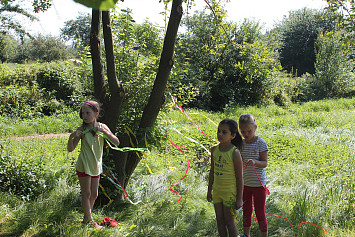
[{"left": 0, "top": 97, "right": 354, "bottom": 236}]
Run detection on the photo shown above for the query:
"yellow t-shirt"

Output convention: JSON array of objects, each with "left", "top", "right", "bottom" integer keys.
[
  {"left": 75, "top": 123, "right": 105, "bottom": 176},
  {"left": 212, "top": 144, "right": 237, "bottom": 193}
]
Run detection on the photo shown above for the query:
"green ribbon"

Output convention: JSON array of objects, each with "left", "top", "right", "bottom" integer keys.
[{"left": 82, "top": 128, "right": 148, "bottom": 153}]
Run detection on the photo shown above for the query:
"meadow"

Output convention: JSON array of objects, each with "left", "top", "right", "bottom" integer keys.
[{"left": 0, "top": 97, "right": 354, "bottom": 237}]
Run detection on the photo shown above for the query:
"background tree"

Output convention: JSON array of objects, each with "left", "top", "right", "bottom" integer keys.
[
  {"left": 86, "top": 0, "right": 184, "bottom": 194},
  {"left": 312, "top": 31, "right": 355, "bottom": 99},
  {"left": 275, "top": 8, "right": 334, "bottom": 76},
  {"left": 174, "top": 11, "right": 280, "bottom": 111},
  {"left": 13, "top": 35, "right": 74, "bottom": 63},
  {"left": 0, "top": 34, "right": 17, "bottom": 62},
  {"left": 61, "top": 13, "right": 92, "bottom": 49},
  {"left": 325, "top": 0, "right": 355, "bottom": 43}
]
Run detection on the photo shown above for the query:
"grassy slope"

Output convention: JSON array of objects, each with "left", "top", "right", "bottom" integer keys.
[{"left": 0, "top": 97, "right": 354, "bottom": 236}]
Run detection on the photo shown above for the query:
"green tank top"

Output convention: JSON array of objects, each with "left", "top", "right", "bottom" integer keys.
[
  {"left": 75, "top": 123, "right": 105, "bottom": 176},
  {"left": 212, "top": 144, "right": 237, "bottom": 192}
]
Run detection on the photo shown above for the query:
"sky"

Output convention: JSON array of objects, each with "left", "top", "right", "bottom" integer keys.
[{"left": 26, "top": 0, "right": 328, "bottom": 36}]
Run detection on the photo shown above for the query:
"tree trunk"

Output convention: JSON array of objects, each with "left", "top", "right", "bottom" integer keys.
[
  {"left": 122, "top": 0, "right": 184, "bottom": 187},
  {"left": 102, "top": 11, "right": 125, "bottom": 134},
  {"left": 90, "top": 1, "right": 183, "bottom": 197},
  {"left": 139, "top": 0, "right": 183, "bottom": 129},
  {"left": 90, "top": 9, "right": 107, "bottom": 104}
]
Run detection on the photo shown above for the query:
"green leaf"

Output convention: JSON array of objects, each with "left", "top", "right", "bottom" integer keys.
[{"left": 74, "top": 0, "right": 118, "bottom": 10}]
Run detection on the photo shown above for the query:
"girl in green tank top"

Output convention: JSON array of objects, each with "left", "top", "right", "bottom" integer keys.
[{"left": 67, "top": 101, "right": 120, "bottom": 229}]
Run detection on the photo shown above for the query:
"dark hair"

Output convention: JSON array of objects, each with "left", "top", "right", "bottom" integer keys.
[{"left": 219, "top": 118, "right": 243, "bottom": 149}]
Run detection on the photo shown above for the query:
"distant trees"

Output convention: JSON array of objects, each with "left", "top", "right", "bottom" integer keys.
[
  {"left": 325, "top": 0, "right": 355, "bottom": 43},
  {"left": 174, "top": 11, "right": 280, "bottom": 111},
  {"left": 0, "top": 35, "right": 74, "bottom": 63},
  {"left": 61, "top": 13, "right": 92, "bottom": 49},
  {"left": 275, "top": 8, "right": 334, "bottom": 76}
]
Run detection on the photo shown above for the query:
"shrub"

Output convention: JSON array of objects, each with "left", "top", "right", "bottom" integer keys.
[{"left": 0, "top": 142, "right": 48, "bottom": 198}]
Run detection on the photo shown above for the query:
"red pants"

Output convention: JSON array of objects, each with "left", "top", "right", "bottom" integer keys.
[{"left": 243, "top": 186, "right": 268, "bottom": 232}]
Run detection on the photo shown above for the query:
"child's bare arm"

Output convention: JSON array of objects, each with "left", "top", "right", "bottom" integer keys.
[
  {"left": 96, "top": 124, "right": 120, "bottom": 146},
  {"left": 67, "top": 128, "right": 82, "bottom": 152},
  {"left": 234, "top": 149, "right": 244, "bottom": 209},
  {"left": 207, "top": 147, "right": 215, "bottom": 202}
]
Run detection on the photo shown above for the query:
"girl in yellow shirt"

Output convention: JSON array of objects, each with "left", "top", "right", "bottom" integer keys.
[{"left": 207, "top": 118, "right": 244, "bottom": 237}]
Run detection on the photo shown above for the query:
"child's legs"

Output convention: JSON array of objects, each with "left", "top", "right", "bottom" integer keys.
[
  {"left": 253, "top": 187, "right": 268, "bottom": 233},
  {"left": 89, "top": 177, "right": 100, "bottom": 209},
  {"left": 222, "top": 205, "right": 239, "bottom": 237},
  {"left": 79, "top": 176, "right": 100, "bottom": 221},
  {"left": 214, "top": 203, "right": 228, "bottom": 237},
  {"left": 243, "top": 186, "right": 254, "bottom": 236},
  {"left": 79, "top": 176, "right": 93, "bottom": 221}
]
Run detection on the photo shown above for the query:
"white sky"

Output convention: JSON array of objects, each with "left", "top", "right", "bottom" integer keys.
[{"left": 26, "top": 0, "right": 327, "bottom": 36}]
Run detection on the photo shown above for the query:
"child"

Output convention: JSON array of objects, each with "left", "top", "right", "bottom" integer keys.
[
  {"left": 238, "top": 114, "right": 268, "bottom": 237},
  {"left": 207, "top": 118, "right": 244, "bottom": 237},
  {"left": 67, "top": 101, "right": 120, "bottom": 229}
]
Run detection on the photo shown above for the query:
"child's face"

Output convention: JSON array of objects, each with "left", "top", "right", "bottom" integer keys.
[
  {"left": 239, "top": 123, "right": 257, "bottom": 143},
  {"left": 217, "top": 124, "right": 236, "bottom": 144},
  {"left": 81, "top": 105, "right": 98, "bottom": 124}
]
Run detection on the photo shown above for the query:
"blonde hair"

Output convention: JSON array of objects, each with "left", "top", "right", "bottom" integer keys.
[{"left": 239, "top": 114, "right": 256, "bottom": 126}]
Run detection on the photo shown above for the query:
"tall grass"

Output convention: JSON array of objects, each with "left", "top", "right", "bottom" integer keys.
[{"left": 0, "top": 97, "right": 354, "bottom": 236}]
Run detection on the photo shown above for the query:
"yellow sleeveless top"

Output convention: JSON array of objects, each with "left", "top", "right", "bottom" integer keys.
[
  {"left": 75, "top": 123, "right": 105, "bottom": 176},
  {"left": 212, "top": 144, "right": 237, "bottom": 193}
]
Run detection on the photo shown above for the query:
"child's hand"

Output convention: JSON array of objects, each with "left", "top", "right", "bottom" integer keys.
[
  {"left": 235, "top": 198, "right": 243, "bottom": 210},
  {"left": 246, "top": 159, "right": 255, "bottom": 166},
  {"left": 72, "top": 128, "right": 84, "bottom": 139},
  {"left": 94, "top": 125, "right": 104, "bottom": 133},
  {"left": 207, "top": 192, "right": 212, "bottom": 202}
]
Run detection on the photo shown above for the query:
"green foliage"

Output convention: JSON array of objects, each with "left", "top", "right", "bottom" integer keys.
[
  {"left": 15, "top": 35, "right": 74, "bottom": 63},
  {"left": 61, "top": 13, "right": 92, "bottom": 49},
  {"left": 0, "top": 33, "right": 17, "bottom": 62},
  {"left": 110, "top": 9, "right": 163, "bottom": 132},
  {"left": 74, "top": 0, "right": 120, "bottom": 10},
  {"left": 313, "top": 31, "right": 355, "bottom": 98},
  {"left": 0, "top": 142, "right": 47, "bottom": 198},
  {"left": 175, "top": 11, "right": 281, "bottom": 111},
  {"left": 276, "top": 8, "right": 334, "bottom": 76},
  {"left": 324, "top": 0, "right": 355, "bottom": 43},
  {"left": 0, "top": 62, "right": 92, "bottom": 118},
  {"left": 35, "top": 62, "right": 84, "bottom": 101}
]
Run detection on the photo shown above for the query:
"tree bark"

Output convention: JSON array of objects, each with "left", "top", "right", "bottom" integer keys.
[
  {"left": 102, "top": 11, "right": 125, "bottom": 133},
  {"left": 90, "top": 9, "right": 106, "bottom": 104},
  {"left": 139, "top": 0, "right": 183, "bottom": 129}
]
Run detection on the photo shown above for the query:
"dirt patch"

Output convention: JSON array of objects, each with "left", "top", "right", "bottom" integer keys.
[{"left": 11, "top": 133, "right": 71, "bottom": 140}]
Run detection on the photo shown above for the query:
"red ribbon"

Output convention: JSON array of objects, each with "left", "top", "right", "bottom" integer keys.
[
  {"left": 269, "top": 214, "right": 329, "bottom": 234},
  {"left": 162, "top": 134, "right": 190, "bottom": 203},
  {"left": 243, "top": 162, "right": 270, "bottom": 195},
  {"left": 103, "top": 170, "right": 129, "bottom": 198},
  {"left": 167, "top": 84, "right": 217, "bottom": 143}
]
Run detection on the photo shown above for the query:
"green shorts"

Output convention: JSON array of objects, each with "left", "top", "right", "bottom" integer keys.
[{"left": 212, "top": 189, "right": 236, "bottom": 207}]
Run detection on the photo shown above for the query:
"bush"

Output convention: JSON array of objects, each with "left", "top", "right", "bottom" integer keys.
[
  {"left": 0, "top": 62, "right": 92, "bottom": 118},
  {"left": 0, "top": 142, "right": 48, "bottom": 198}
]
